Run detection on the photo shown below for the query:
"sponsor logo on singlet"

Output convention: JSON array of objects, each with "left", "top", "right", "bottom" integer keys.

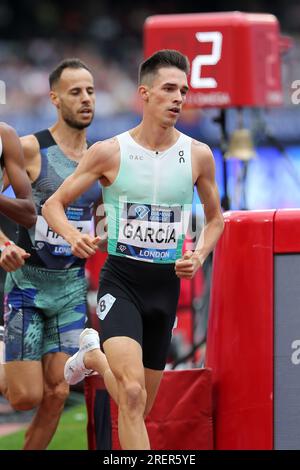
[
  {"left": 135, "top": 205, "right": 150, "bottom": 220},
  {"left": 116, "top": 202, "right": 182, "bottom": 261}
]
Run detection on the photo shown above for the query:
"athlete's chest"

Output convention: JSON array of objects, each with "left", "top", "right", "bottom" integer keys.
[
  {"left": 34, "top": 146, "right": 101, "bottom": 206},
  {"left": 117, "top": 151, "right": 192, "bottom": 204}
]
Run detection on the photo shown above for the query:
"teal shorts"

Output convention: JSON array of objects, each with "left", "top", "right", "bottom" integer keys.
[{"left": 4, "top": 264, "right": 87, "bottom": 361}]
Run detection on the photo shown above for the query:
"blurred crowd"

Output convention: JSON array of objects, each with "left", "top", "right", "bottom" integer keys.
[
  {"left": 0, "top": 40, "right": 140, "bottom": 116},
  {"left": 0, "top": 0, "right": 300, "bottom": 144}
]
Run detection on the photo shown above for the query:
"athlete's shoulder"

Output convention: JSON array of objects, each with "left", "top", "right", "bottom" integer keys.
[
  {"left": 84, "top": 137, "right": 119, "bottom": 173},
  {"left": 89, "top": 136, "right": 120, "bottom": 156},
  {"left": 0, "top": 122, "right": 19, "bottom": 140},
  {"left": 191, "top": 139, "right": 214, "bottom": 160},
  {"left": 20, "top": 133, "right": 40, "bottom": 156},
  {"left": 0, "top": 121, "right": 13, "bottom": 132},
  {"left": 191, "top": 139, "right": 215, "bottom": 181},
  {"left": 191, "top": 138, "right": 212, "bottom": 152}
]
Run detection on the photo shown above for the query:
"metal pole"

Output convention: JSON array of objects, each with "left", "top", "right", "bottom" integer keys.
[{"left": 214, "top": 109, "right": 230, "bottom": 211}]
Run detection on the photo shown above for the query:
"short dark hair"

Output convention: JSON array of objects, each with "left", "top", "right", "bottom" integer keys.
[
  {"left": 49, "top": 58, "right": 92, "bottom": 89},
  {"left": 139, "top": 49, "right": 190, "bottom": 85}
]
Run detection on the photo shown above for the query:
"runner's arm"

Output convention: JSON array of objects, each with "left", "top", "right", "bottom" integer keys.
[
  {"left": 193, "top": 143, "right": 224, "bottom": 265},
  {"left": 0, "top": 125, "right": 36, "bottom": 228},
  {"left": 175, "top": 143, "right": 224, "bottom": 279},
  {"left": 42, "top": 141, "right": 109, "bottom": 257}
]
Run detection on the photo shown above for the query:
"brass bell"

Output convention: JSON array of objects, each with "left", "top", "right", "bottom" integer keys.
[{"left": 225, "top": 128, "right": 257, "bottom": 161}]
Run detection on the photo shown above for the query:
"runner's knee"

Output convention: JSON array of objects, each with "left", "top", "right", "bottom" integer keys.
[
  {"left": 10, "top": 389, "right": 42, "bottom": 411},
  {"left": 119, "top": 381, "right": 147, "bottom": 416},
  {"left": 44, "top": 381, "right": 69, "bottom": 405}
]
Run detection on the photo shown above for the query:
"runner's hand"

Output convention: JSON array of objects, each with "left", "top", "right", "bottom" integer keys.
[
  {"left": 0, "top": 245, "right": 30, "bottom": 272},
  {"left": 175, "top": 250, "right": 202, "bottom": 279},
  {"left": 69, "top": 234, "right": 101, "bottom": 258}
]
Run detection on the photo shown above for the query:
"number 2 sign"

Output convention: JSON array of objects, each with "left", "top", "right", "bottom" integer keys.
[
  {"left": 144, "top": 12, "right": 283, "bottom": 108},
  {"left": 191, "top": 31, "right": 223, "bottom": 89}
]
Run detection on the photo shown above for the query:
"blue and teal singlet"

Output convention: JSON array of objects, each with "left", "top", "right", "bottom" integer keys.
[{"left": 18, "top": 129, "right": 101, "bottom": 269}]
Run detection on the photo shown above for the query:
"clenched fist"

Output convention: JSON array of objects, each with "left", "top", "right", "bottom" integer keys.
[
  {"left": 175, "top": 250, "right": 203, "bottom": 279},
  {"left": 0, "top": 244, "right": 30, "bottom": 272}
]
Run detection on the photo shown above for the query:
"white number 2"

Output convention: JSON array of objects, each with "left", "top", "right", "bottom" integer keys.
[{"left": 191, "top": 31, "right": 223, "bottom": 89}]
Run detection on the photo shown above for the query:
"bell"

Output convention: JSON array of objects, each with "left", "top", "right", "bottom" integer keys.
[{"left": 225, "top": 128, "right": 257, "bottom": 161}]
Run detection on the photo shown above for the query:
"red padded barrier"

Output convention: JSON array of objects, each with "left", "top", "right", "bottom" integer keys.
[
  {"left": 110, "top": 369, "right": 213, "bottom": 450},
  {"left": 274, "top": 209, "right": 300, "bottom": 253},
  {"left": 206, "top": 210, "right": 275, "bottom": 449},
  {"left": 85, "top": 369, "right": 213, "bottom": 450}
]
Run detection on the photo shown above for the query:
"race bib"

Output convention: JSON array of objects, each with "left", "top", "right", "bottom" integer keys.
[
  {"left": 35, "top": 205, "right": 92, "bottom": 257},
  {"left": 116, "top": 203, "right": 182, "bottom": 261}
]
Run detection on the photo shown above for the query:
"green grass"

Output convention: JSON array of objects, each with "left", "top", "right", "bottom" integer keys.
[{"left": 0, "top": 401, "right": 88, "bottom": 450}]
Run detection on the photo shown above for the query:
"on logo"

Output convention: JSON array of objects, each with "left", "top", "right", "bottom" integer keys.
[
  {"left": 179, "top": 150, "right": 185, "bottom": 163},
  {"left": 135, "top": 205, "right": 150, "bottom": 219},
  {"left": 119, "top": 244, "right": 126, "bottom": 252}
]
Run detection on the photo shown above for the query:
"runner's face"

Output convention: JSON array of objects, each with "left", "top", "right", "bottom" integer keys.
[
  {"left": 145, "top": 67, "right": 188, "bottom": 126},
  {"left": 54, "top": 68, "right": 95, "bottom": 129}
]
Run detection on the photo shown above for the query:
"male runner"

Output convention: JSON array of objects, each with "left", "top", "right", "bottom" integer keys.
[
  {"left": 43, "top": 50, "right": 224, "bottom": 450},
  {"left": 0, "top": 122, "right": 36, "bottom": 392},
  {"left": 0, "top": 59, "right": 101, "bottom": 450}
]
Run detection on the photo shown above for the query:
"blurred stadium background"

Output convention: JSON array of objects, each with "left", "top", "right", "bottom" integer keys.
[{"left": 1, "top": 0, "right": 300, "bottom": 449}]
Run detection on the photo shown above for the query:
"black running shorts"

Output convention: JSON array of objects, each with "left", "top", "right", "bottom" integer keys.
[{"left": 97, "top": 255, "right": 180, "bottom": 370}]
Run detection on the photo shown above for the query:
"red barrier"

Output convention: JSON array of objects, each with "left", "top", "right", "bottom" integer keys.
[
  {"left": 85, "top": 369, "right": 213, "bottom": 450},
  {"left": 206, "top": 209, "right": 300, "bottom": 449},
  {"left": 206, "top": 210, "right": 274, "bottom": 449},
  {"left": 274, "top": 209, "right": 300, "bottom": 253}
]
